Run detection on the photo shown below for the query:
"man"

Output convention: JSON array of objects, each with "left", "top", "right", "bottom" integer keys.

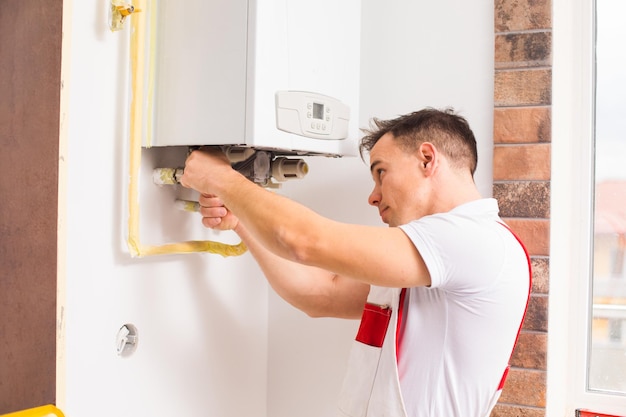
[{"left": 180, "top": 108, "right": 531, "bottom": 417}]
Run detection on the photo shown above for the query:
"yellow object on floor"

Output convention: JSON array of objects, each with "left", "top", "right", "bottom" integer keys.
[{"left": 0, "top": 405, "right": 64, "bottom": 417}]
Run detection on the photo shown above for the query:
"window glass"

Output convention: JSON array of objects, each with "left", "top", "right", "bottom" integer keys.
[{"left": 589, "top": 0, "right": 626, "bottom": 394}]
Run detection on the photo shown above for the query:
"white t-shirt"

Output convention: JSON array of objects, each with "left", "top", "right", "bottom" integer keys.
[{"left": 397, "top": 198, "right": 530, "bottom": 416}]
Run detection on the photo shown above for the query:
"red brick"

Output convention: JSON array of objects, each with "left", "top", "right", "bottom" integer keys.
[
  {"left": 495, "top": 0, "right": 552, "bottom": 32},
  {"left": 503, "top": 218, "right": 550, "bottom": 256},
  {"left": 493, "top": 181, "right": 550, "bottom": 218},
  {"left": 493, "top": 144, "right": 551, "bottom": 181},
  {"left": 495, "top": 70, "right": 552, "bottom": 107},
  {"left": 499, "top": 368, "right": 547, "bottom": 407},
  {"left": 494, "top": 107, "right": 551, "bottom": 144},
  {"left": 511, "top": 332, "right": 547, "bottom": 370},
  {"left": 495, "top": 32, "right": 552, "bottom": 69},
  {"left": 523, "top": 295, "right": 549, "bottom": 332},
  {"left": 491, "top": 404, "right": 545, "bottom": 417},
  {"left": 530, "top": 258, "right": 549, "bottom": 294}
]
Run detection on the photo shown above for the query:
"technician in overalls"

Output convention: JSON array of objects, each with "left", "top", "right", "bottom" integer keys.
[{"left": 181, "top": 108, "right": 531, "bottom": 417}]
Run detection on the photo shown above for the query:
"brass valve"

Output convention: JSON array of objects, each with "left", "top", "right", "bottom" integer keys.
[{"left": 109, "top": 1, "right": 142, "bottom": 32}]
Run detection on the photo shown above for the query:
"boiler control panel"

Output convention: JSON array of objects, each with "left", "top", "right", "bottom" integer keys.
[{"left": 275, "top": 91, "right": 350, "bottom": 140}]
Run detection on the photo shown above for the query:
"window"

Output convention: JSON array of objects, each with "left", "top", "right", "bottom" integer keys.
[
  {"left": 589, "top": 0, "right": 626, "bottom": 396},
  {"left": 550, "top": 0, "right": 626, "bottom": 415}
]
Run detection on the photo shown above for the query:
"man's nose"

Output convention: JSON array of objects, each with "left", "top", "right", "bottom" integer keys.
[{"left": 368, "top": 188, "right": 380, "bottom": 207}]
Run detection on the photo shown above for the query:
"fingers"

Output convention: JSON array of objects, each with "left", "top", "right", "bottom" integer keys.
[
  {"left": 178, "top": 153, "right": 240, "bottom": 231},
  {"left": 180, "top": 147, "right": 229, "bottom": 191},
  {"left": 197, "top": 193, "right": 239, "bottom": 231},
  {"left": 199, "top": 204, "right": 227, "bottom": 218},
  {"left": 198, "top": 194, "right": 226, "bottom": 220},
  {"left": 202, "top": 216, "right": 223, "bottom": 228},
  {"left": 199, "top": 193, "right": 219, "bottom": 204}
]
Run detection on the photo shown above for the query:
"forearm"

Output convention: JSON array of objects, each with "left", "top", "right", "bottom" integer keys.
[
  {"left": 234, "top": 221, "right": 368, "bottom": 319},
  {"left": 216, "top": 170, "right": 329, "bottom": 264}
]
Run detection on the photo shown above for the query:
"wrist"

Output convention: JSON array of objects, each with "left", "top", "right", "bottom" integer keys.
[{"left": 212, "top": 167, "right": 248, "bottom": 196}]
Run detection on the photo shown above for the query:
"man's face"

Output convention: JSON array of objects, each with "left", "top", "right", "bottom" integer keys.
[{"left": 367, "top": 133, "right": 429, "bottom": 226}]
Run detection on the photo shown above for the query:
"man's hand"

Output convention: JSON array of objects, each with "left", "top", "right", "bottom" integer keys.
[
  {"left": 180, "top": 147, "right": 233, "bottom": 195},
  {"left": 198, "top": 194, "right": 239, "bottom": 230}
]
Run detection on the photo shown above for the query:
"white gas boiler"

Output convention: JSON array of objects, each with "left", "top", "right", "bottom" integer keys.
[
  {"left": 147, "top": 0, "right": 361, "bottom": 157},
  {"left": 125, "top": 0, "right": 361, "bottom": 256}
]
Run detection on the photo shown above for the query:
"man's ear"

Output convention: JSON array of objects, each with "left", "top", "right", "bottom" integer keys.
[{"left": 418, "top": 142, "right": 437, "bottom": 174}]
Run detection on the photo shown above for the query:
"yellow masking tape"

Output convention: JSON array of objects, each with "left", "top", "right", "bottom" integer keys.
[{"left": 126, "top": 0, "right": 246, "bottom": 257}]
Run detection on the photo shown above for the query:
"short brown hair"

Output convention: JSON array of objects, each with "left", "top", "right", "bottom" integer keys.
[{"left": 359, "top": 108, "right": 478, "bottom": 175}]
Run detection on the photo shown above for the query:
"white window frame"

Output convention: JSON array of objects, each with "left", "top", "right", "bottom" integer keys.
[{"left": 549, "top": 0, "right": 626, "bottom": 415}]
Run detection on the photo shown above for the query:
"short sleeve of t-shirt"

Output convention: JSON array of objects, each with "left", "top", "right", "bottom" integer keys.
[{"left": 398, "top": 208, "right": 508, "bottom": 292}]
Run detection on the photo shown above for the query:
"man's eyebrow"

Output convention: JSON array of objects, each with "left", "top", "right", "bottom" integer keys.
[{"left": 370, "top": 160, "right": 382, "bottom": 174}]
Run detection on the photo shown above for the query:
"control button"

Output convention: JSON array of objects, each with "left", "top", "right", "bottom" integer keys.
[
  {"left": 326, "top": 116, "right": 330, "bottom": 122},
  {"left": 311, "top": 122, "right": 315, "bottom": 129},
  {"left": 322, "top": 124, "right": 327, "bottom": 131},
  {"left": 307, "top": 103, "right": 312, "bottom": 109},
  {"left": 307, "top": 112, "right": 311, "bottom": 118}
]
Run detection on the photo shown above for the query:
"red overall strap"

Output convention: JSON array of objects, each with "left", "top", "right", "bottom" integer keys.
[
  {"left": 396, "top": 287, "right": 407, "bottom": 362},
  {"left": 497, "top": 222, "right": 533, "bottom": 390}
]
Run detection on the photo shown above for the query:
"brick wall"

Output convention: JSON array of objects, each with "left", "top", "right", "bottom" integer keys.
[{"left": 491, "top": 1, "right": 552, "bottom": 416}]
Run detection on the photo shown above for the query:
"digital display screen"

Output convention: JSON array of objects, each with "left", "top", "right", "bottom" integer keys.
[{"left": 312, "top": 102, "right": 324, "bottom": 120}]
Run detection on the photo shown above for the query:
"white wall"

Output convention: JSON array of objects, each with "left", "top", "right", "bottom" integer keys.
[
  {"left": 62, "top": 1, "right": 493, "bottom": 417},
  {"left": 359, "top": 0, "right": 495, "bottom": 197},
  {"left": 62, "top": 2, "right": 268, "bottom": 416}
]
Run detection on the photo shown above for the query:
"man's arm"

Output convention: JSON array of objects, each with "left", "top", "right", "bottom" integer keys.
[
  {"left": 199, "top": 194, "right": 369, "bottom": 319},
  {"left": 236, "top": 222, "right": 370, "bottom": 319},
  {"left": 181, "top": 149, "right": 430, "bottom": 289}
]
